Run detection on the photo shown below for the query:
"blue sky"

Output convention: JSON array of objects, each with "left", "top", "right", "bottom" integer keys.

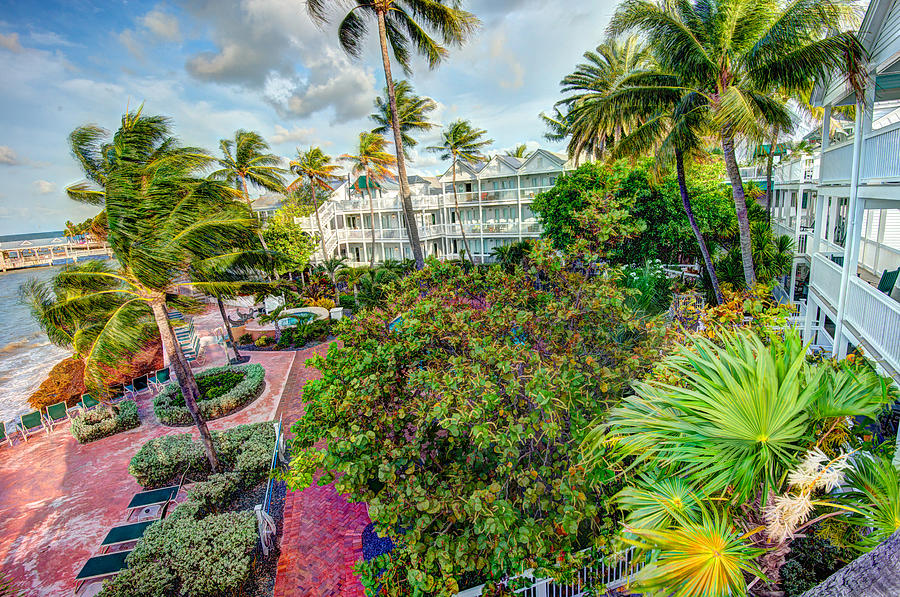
[{"left": 0, "top": 0, "right": 618, "bottom": 235}]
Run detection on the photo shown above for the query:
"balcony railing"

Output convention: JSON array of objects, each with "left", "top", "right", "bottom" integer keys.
[
  {"left": 820, "top": 140, "right": 854, "bottom": 184},
  {"left": 843, "top": 276, "right": 900, "bottom": 373},
  {"left": 519, "top": 185, "right": 554, "bottom": 200},
  {"left": 862, "top": 122, "right": 900, "bottom": 182},
  {"left": 810, "top": 252, "right": 843, "bottom": 307},
  {"left": 480, "top": 189, "right": 518, "bottom": 202}
]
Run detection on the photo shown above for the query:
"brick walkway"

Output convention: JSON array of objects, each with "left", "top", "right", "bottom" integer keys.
[{"left": 273, "top": 341, "right": 372, "bottom": 597}]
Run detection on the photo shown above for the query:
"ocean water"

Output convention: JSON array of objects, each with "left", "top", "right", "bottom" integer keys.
[{"left": 0, "top": 266, "right": 71, "bottom": 424}]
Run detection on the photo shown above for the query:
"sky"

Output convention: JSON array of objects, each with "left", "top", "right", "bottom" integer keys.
[{"left": 0, "top": 0, "right": 619, "bottom": 235}]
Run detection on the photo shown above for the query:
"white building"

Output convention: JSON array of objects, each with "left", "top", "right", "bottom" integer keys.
[
  {"left": 745, "top": 0, "right": 900, "bottom": 383},
  {"left": 255, "top": 149, "right": 573, "bottom": 266}
]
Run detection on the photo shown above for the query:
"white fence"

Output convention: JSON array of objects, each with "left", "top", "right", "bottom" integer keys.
[
  {"left": 810, "top": 252, "right": 844, "bottom": 307},
  {"left": 843, "top": 276, "right": 900, "bottom": 374},
  {"left": 456, "top": 547, "right": 643, "bottom": 597},
  {"left": 820, "top": 141, "right": 854, "bottom": 184}
]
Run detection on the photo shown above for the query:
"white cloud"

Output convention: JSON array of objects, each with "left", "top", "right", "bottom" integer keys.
[
  {"left": 118, "top": 29, "right": 144, "bottom": 60},
  {"left": 0, "top": 146, "right": 18, "bottom": 165},
  {"left": 32, "top": 180, "right": 56, "bottom": 194},
  {"left": 141, "top": 8, "right": 182, "bottom": 42},
  {"left": 490, "top": 34, "right": 525, "bottom": 90},
  {"left": 27, "top": 31, "right": 77, "bottom": 47},
  {"left": 0, "top": 32, "right": 23, "bottom": 53},
  {"left": 270, "top": 125, "right": 316, "bottom": 145}
]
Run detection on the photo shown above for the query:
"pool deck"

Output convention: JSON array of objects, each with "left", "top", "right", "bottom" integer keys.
[{"left": 0, "top": 306, "right": 367, "bottom": 596}]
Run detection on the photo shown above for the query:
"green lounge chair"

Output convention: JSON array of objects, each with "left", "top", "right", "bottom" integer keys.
[
  {"left": 125, "top": 485, "right": 180, "bottom": 520},
  {"left": 877, "top": 267, "right": 900, "bottom": 294},
  {"left": 148, "top": 367, "right": 171, "bottom": 391},
  {"left": 1, "top": 422, "right": 12, "bottom": 447},
  {"left": 18, "top": 410, "right": 47, "bottom": 441},
  {"left": 44, "top": 402, "right": 70, "bottom": 430},
  {"left": 74, "top": 549, "right": 132, "bottom": 592},
  {"left": 99, "top": 520, "right": 156, "bottom": 553},
  {"left": 80, "top": 393, "right": 100, "bottom": 410}
]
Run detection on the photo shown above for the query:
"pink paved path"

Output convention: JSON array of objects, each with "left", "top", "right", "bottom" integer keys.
[
  {"left": 0, "top": 306, "right": 370, "bottom": 596},
  {"left": 273, "top": 341, "right": 372, "bottom": 597}
]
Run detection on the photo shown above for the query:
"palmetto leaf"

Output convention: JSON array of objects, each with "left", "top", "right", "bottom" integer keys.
[
  {"left": 617, "top": 474, "right": 704, "bottom": 530},
  {"left": 841, "top": 455, "right": 900, "bottom": 551}
]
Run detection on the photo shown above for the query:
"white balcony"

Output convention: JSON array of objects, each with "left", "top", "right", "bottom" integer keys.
[
  {"left": 810, "top": 252, "right": 843, "bottom": 307},
  {"left": 820, "top": 140, "right": 854, "bottom": 184},
  {"left": 862, "top": 122, "right": 900, "bottom": 183}
]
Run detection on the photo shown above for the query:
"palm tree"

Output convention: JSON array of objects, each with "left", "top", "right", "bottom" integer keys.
[
  {"left": 609, "top": 0, "right": 866, "bottom": 288},
  {"left": 338, "top": 266, "right": 368, "bottom": 301},
  {"left": 589, "top": 64, "right": 725, "bottom": 303},
  {"left": 320, "top": 256, "right": 348, "bottom": 303},
  {"left": 59, "top": 110, "right": 275, "bottom": 471},
  {"left": 305, "top": 0, "right": 480, "bottom": 270},
  {"left": 209, "top": 130, "right": 288, "bottom": 248},
  {"left": 341, "top": 132, "right": 396, "bottom": 267},
  {"left": 556, "top": 35, "right": 654, "bottom": 162},
  {"left": 357, "top": 267, "right": 396, "bottom": 309},
  {"left": 504, "top": 144, "right": 533, "bottom": 160},
  {"left": 370, "top": 79, "right": 436, "bottom": 158},
  {"left": 427, "top": 119, "right": 493, "bottom": 263},
  {"left": 289, "top": 147, "right": 340, "bottom": 262}
]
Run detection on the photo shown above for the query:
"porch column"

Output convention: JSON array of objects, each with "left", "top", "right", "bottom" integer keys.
[
  {"left": 516, "top": 174, "right": 523, "bottom": 241},
  {"left": 477, "top": 178, "right": 485, "bottom": 262},
  {"left": 803, "top": 293, "right": 817, "bottom": 344},
  {"left": 833, "top": 82, "right": 875, "bottom": 358},
  {"left": 790, "top": 187, "right": 805, "bottom": 301}
]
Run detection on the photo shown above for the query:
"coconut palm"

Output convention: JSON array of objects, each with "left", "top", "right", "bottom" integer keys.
[
  {"left": 504, "top": 144, "right": 533, "bottom": 159},
  {"left": 539, "top": 106, "right": 570, "bottom": 145},
  {"left": 609, "top": 0, "right": 866, "bottom": 288},
  {"left": 427, "top": 119, "right": 493, "bottom": 263},
  {"left": 556, "top": 35, "right": 654, "bottom": 162},
  {"left": 58, "top": 110, "right": 275, "bottom": 470},
  {"left": 341, "top": 132, "right": 396, "bottom": 267},
  {"left": 289, "top": 147, "right": 340, "bottom": 262},
  {"left": 210, "top": 130, "right": 287, "bottom": 206},
  {"left": 370, "top": 79, "right": 436, "bottom": 158},
  {"left": 305, "top": 0, "right": 480, "bottom": 270}
]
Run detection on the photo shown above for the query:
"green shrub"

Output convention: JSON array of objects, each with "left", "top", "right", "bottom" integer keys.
[
  {"left": 70, "top": 400, "right": 140, "bottom": 444},
  {"left": 237, "top": 333, "right": 253, "bottom": 345},
  {"left": 275, "top": 319, "right": 333, "bottom": 349},
  {"left": 153, "top": 363, "right": 265, "bottom": 426},
  {"left": 129, "top": 422, "right": 275, "bottom": 488},
  {"left": 339, "top": 294, "right": 357, "bottom": 311},
  {"left": 254, "top": 335, "right": 272, "bottom": 347},
  {"left": 781, "top": 533, "right": 852, "bottom": 596}
]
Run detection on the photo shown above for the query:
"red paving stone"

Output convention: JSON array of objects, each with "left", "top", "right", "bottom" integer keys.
[{"left": 0, "top": 305, "right": 297, "bottom": 597}]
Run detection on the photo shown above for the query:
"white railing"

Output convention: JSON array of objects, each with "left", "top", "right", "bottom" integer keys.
[
  {"left": 862, "top": 122, "right": 900, "bottom": 182},
  {"left": 456, "top": 548, "right": 643, "bottom": 597},
  {"left": 481, "top": 190, "right": 519, "bottom": 202},
  {"left": 740, "top": 165, "right": 766, "bottom": 180},
  {"left": 810, "top": 252, "right": 844, "bottom": 307},
  {"left": 820, "top": 140, "right": 854, "bottom": 184},
  {"left": 520, "top": 186, "right": 554, "bottom": 200},
  {"left": 843, "top": 276, "right": 900, "bottom": 373}
]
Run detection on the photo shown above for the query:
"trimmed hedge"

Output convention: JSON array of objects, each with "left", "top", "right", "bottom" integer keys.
[
  {"left": 129, "top": 421, "right": 275, "bottom": 488},
  {"left": 70, "top": 400, "right": 140, "bottom": 443},
  {"left": 101, "top": 422, "right": 275, "bottom": 597},
  {"left": 153, "top": 363, "right": 265, "bottom": 426}
]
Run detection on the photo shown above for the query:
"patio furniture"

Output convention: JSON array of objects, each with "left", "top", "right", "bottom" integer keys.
[
  {"left": 44, "top": 402, "right": 71, "bottom": 430},
  {"left": 125, "top": 485, "right": 180, "bottom": 521},
  {"left": 148, "top": 367, "right": 171, "bottom": 391},
  {"left": 98, "top": 520, "right": 156, "bottom": 554},
  {"left": 876, "top": 267, "right": 900, "bottom": 295},
  {"left": 74, "top": 549, "right": 132, "bottom": 592},
  {"left": 1, "top": 422, "right": 12, "bottom": 447},
  {"left": 18, "top": 411, "right": 47, "bottom": 441},
  {"left": 80, "top": 393, "right": 100, "bottom": 410},
  {"left": 124, "top": 376, "right": 149, "bottom": 400}
]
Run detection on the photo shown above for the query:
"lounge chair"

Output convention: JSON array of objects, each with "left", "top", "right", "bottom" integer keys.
[
  {"left": 877, "top": 267, "right": 900, "bottom": 294},
  {"left": 80, "top": 393, "right": 100, "bottom": 410},
  {"left": 125, "top": 376, "right": 149, "bottom": 399},
  {"left": 125, "top": 485, "right": 180, "bottom": 521},
  {"left": 18, "top": 410, "right": 47, "bottom": 441},
  {"left": 98, "top": 520, "right": 156, "bottom": 554},
  {"left": 74, "top": 549, "right": 132, "bottom": 592},
  {"left": 0, "top": 422, "right": 12, "bottom": 447},
  {"left": 44, "top": 402, "right": 71, "bottom": 430},
  {"left": 148, "top": 368, "right": 171, "bottom": 391}
]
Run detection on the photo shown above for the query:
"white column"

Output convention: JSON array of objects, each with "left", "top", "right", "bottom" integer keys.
[
  {"left": 833, "top": 82, "right": 875, "bottom": 357},
  {"left": 516, "top": 174, "right": 523, "bottom": 241},
  {"left": 477, "top": 178, "right": 485, "bottom": 261}
]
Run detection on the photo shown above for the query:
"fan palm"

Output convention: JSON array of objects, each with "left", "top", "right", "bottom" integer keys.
[
  {"left": 556, "top": 35, "right": 654, "bottom": 162},
  {"left": 338, "top": 266, "right": 368, "bottom": 301},
  {"left": 305, "top": 0, "right": 480, "bottom": 270},
  {"left": 289, "top": 147, "right": 340, "bottom": 262},
  {"left": 341, "top": 132, "right": 397, "bottom": 267},
  {"left": 320, "top": 256, "right": 348, "bottom": 303},
  {"left": 427, "top": 119, "right": 493, "bottom": 263},
  {"left": 842, "top": 455, "right": 900, "bottom": 552},
  {"left": 609, "top": 0, "right": 866, "bottom": 288},
  {"left": 357, "top": 267, "right": 396, "bottom": 309},
  {"left": 57, "top": 110, "right": 275, "bottom": 470},
  {"left": 370, "top": 79, "right": 436, "bottom": 158}
]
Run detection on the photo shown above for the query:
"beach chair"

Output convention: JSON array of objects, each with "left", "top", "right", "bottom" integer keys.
[
  {"left": 44, "top": 402, "right": 71, "bottom": 430},
  {"left": 125, "top": 375, "right": 149, "bottom": 399},
  {"left": 149, "top": 367, "right": 171, "bottom": 391},
  {"left": 125, "top": 485, "right": 180, "bottom": 521},
  {"left": 74, "top": 549, "right": 132, "bottom": 592},
  {"left": 167, "top": 310, "right": 185, "bottom": 320},
  {"left": 98, "top": 520, "right": 156, "bottom": 554},
  {"left": 18, "top": 410, "right": 47, "bottom": 441},
  {"left": 1, "top": 422, "right": 12, "bottom": 447},
  {"left": 877, "top": 267, "right": 900, "bottom": 294},
  {"left": 80, "top": 393, "right": 100, "bottom": 411}
]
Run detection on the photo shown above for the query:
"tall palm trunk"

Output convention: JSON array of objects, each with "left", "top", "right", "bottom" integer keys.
[
  {"left": 150, "top": 298, "right": 219, "bottom": 471},
  {"left": 376, "top": 10, "right": 424, "bottom": 270},
  {"left": 721, "top": 134, "right": 757, "bottom": 287},
  {"left": 765, "top": 125, "right": 780, "bottom": 224},
  {"left": 676, "top": 150, "right": 723, "bottom": 305},
  {"left": 215, "top": 297, "right": 240, "bottom": 362},
  {"left": 366, "top": 167, "right": 377, "bottom": 268},
  {"left": 310, "top": 176, "right": 329, "bottom": 261},
  {"left": 451, "top": 156, "right": 473, "bottom": 262}
]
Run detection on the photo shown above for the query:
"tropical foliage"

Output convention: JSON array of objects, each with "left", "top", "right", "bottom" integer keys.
[
  {"left": 370, "top": 79, "right": 436, "bottom": 157},
  {"left": 261, "top": 198, "right": 317, "bottom": 275},
  {"left": 342, "top": 132, "right": 396, "bottom": 266},
  {"left": 283, "top": 244, "right": 665, "bottom": 594}
]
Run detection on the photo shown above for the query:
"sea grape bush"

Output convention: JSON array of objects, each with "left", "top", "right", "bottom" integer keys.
[
  {"left": 153, "top": 363, "right": 265, "bottom": 426},
  {"left": 70, "top": 400, "right": 140, "bottom": 443},
  {"left": 284, "top": 245, "right": 666, "bottom": 594}
]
